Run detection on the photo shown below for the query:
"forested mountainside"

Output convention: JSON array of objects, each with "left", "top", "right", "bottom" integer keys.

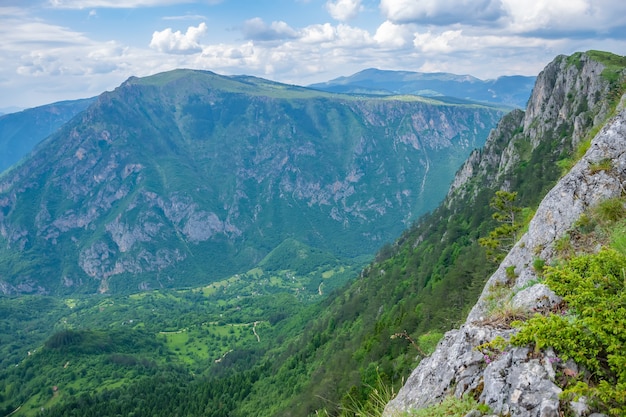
[
  {"left": 0, "top": 70, "right": 503, "bottom": 296},
  {"left": 0, "top": 98, "right": 94, "bottom": 174},
  {"left": 309, "top": 68, "right": 535, "bottom": 109},
  {"left": 0, "top": 51, "right": 624, "bottom": 417},
  {"left": 230, "top": 50, "right": 626, "bottom": 417}
]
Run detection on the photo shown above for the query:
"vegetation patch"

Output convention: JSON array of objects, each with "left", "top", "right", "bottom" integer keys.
[
  {"left": 587, "top": 50, "right": 626, "bottom": 83},
  {"left": 594, "top": 197, "right": 626, "bottom": 224},
  {"left": 589, "top": 158, "right": 613, "bottom": 174},
  {"left": 405, "top": 395, "right": 490, "bottom": 417},
  {"left": 511, "top": 248, "right": 626, "bottom": 416}
]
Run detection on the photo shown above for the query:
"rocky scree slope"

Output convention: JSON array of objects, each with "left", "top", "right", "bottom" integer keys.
[
  {"left": 0, "top": 70, "right": 503, "bottom": 295},
  {"left": 385, "top": 53, "right": 626, "bottom": 416}
]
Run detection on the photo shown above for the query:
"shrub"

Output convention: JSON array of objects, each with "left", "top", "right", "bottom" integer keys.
[
  {"left": 505, "top": 265, "right": 517, "bottom": 280},
  {"left": 574, "top": 212, "right": 595, "bottom": 234},
  {"left": 511, "top": 249, "right": 626, "bottom": 416},
  {"left": 575, "top": 138, "right": 592, "bottom": 160},
  {"left": 339, "top": 369, "right": 396, "bottom": 417},
  {"left": 532, "top": 258, "right": 546, "bottom": 275},
  {"left": 417, "top": 332, "right": 443, "bottom": 356},
  {"left": 610, "top": 223, "right": 626, "bottom": 255},
  {"left": 479, "top": 191, "right": 523, "bottom": 263},
  {"left": 554, "top": 234, "right": 573, "bottom": 258}
]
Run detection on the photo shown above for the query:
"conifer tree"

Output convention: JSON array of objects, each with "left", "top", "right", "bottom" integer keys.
[{"left": 479, "top": 190, "right": 522, "bottom": 263}]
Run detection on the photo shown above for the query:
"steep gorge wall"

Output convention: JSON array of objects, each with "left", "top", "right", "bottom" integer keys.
[{"left": 448, "top": 53, "right": 617, "bottom": 204}]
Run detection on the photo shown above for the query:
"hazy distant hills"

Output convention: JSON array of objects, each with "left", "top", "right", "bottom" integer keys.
[
  {"left": 0, "top": 98, "right": 95, "bottom": 173},
  {"left": 0, "top": 69, "right": 504, "bottom": 295},
  {"left": 309, "top": 68, "right": 536, "bottom": 108}
]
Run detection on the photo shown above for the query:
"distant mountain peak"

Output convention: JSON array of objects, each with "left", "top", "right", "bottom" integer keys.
[
  {"left": 0, "top": 97, "right": 95, "bottom": 174},
  {"left": 309, "top": 68, "right": 535, "bottom": 108}
]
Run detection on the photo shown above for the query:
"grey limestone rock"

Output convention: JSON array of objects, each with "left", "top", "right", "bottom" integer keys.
[
  {"left": 480, "top": 347, "right": 561, "bottom": 417},
  {"left": 383, "top": 324, "right": 513, "bottom": 414},
  {"left": 470, "top": 106, "right": 626, "bottom": 322},
  {"left": 510, "top": 283, "right": 561, "bottom": 312}
]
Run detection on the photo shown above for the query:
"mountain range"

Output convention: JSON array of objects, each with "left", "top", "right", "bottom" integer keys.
[
  {"left": 0, "top": 69, "right": 505, "bottom": 295},
  {"left": 0, "top": 68, "right": 533, "bottom": 179},
  {"left": 309, "top": 68, "right": 536, "bottom": 108}
]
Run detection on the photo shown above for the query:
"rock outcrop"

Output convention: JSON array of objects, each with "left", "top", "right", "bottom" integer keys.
[
  {"left": 384, "top": 53, "right": 626, "bottom": 417},
  {"left": 448, "top": 52, "right": 618, "bottom": 205}
]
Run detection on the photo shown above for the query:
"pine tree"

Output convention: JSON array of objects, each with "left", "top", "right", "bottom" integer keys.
[{"left": 479, "top": 190, "right": 522, "bottom": 263}]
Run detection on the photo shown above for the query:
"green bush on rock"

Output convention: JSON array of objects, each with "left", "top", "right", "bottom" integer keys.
[{"left": 511, "top": 248, "right": 626, "bottom": 416}]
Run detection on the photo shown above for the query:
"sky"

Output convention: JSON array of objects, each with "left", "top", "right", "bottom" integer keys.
[{"left": 1, "top": 0, "right": 626, "bottom": 111}]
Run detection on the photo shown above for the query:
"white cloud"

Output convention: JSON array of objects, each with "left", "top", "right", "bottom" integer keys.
[
  {"left": 502, "top": 0, "right": 626, "bottom": 36},
  {"left": 333, "top": 24, "right": 373, "bottom": 47},
  {"left": 0, "top": 14, "right": 145, "bottom": 108},
  {"left": 2, "top": 0, "right": 626, "bottom": 110},
  {"left": 413, "top": 30, "right": 463, "bottom": 53},
  {"left": 325, "top": 0, "right": 362, "bottom": 21},
  {"left": 1, "top": 20, "right": 91, "bottom": 49},
  {"left": 380, "top": 0, "right": 504, "bottom": 25},
  {"left": 242, "top": 18, "right": 298, "bottom": 41},
  {"left": 379, "top": 0, "right": 626, "bottom": 36},
  {"left": 15, "top": 38, "right": 130, "bottom": 78},
  {"left": 412, "top": 29, "right": 559, "bottom": 54},
  {"left": 300, "top": 23, "right": 336, "bottom": 44},
  {"left": 374, "top": 21, "right": 413, "bottom": 48},
  {"left": 149, "top": 22, "right": 207, "bottom": 54},
  {"left": 192, "top": 23, "right": 376, "bottom": 80},
  {"left": 163, "top": 14, "right": 208, "bottom": 21}
]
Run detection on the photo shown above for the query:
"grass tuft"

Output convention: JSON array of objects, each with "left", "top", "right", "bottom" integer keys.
[{"left": 405, "top": 395, "right": 490, "bottom": 417}]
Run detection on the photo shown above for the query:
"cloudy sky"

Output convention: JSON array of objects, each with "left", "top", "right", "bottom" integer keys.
[{"left": 1, "top": 0, "right": 626, "bottom": 110}]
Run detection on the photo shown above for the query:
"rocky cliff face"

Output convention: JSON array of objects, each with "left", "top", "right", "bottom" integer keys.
[
  {"left": 0, "top": 70, "right": 503, "bottom": 295},
  {"left": 448, "top": 52, "right": 618, "bottom": 204},
  {"left": 385, "top": 52, "right": 626, "bottom": 417}
]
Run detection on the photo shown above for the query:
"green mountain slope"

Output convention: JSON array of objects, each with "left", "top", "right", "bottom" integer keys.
[
  {"left": 0, "top": 69, "right": 503, "bottom": 295},
  {"left": 0, "top": 98, "right": 94, "bottom": 174},
  {"left": 385, "top": 50, "right": 626, "bottom": 417}
]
